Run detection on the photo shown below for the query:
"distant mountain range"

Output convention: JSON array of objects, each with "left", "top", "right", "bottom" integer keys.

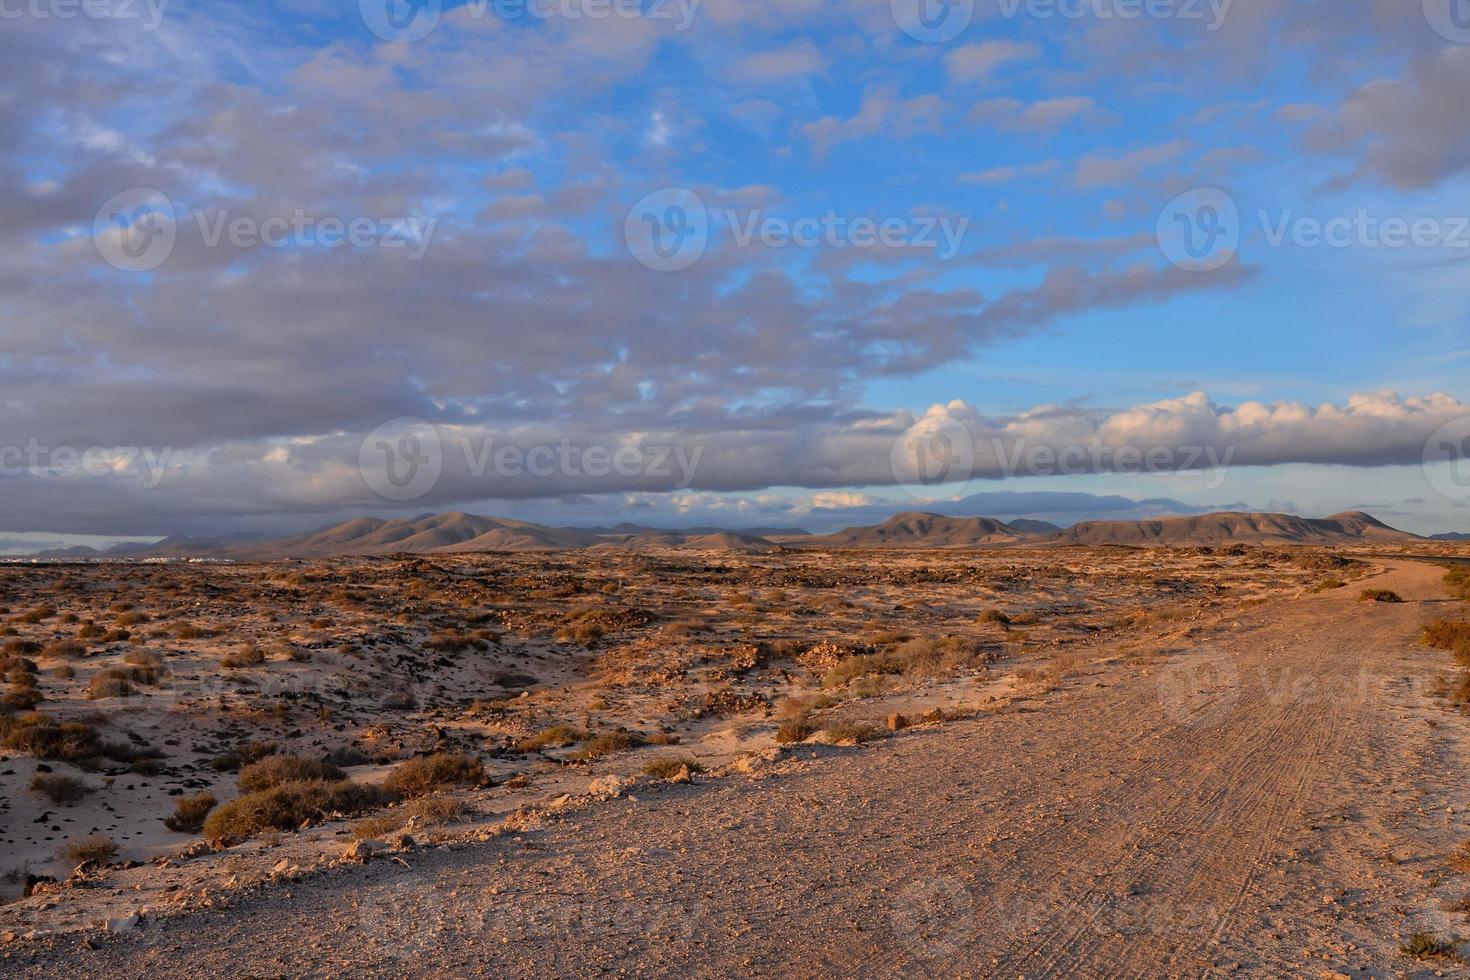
[{"left": 23, "top": 509, "right": 1433, "bottom": 561}]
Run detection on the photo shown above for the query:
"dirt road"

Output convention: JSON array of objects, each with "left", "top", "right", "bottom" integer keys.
[{"left": 7, "top": 560, "right": 1468, "bottom": 978}]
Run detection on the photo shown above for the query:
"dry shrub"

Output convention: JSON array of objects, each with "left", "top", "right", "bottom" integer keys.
[
  {"left": 1359, "top": 589, "right": 1404, "bottom": 603},
  {"left": 58, "top": 833, "right": 117, "bottom": 866},
  {"left": 352, "top": 795, "right": 467, "bottom": 840},
  {"left": 1444, "top": 566, "right": 1470, "bottom": 600},
  {"left": 220, "top": 644, "right": 266, "bottom": 668},
  {"left": 516, "top": 726, "right": 587, "bottom": 753},
  {"left": 30, "top": 772, "right": 89, "bottom": 805},
  {"left": 87, "top": 669, "right": 134, "bottom": 700},
  {"left": 571, "top": 731, "right": 645, "bottom": 761},
  {"left": 384, "top": 752, "right": 484, "bottom": 797},
  {"left": 821, "top": 635, "right": 993, "bottom": 689},
  {"left": 1422, "top": 619, "right": 1470, "bottom": 665},
  {"left": 163, "top": 792, "right": 217, "bottom": 833},
  {"left": 824, "top": 722, "right": 882, "bottom": 745},
  {"left": 211, "top": 741, "right": 278, "bottom": 772},
  {"left": 238, "top": 755, "right": 345, "bottom": 793},
  {"left": 776, "top": 715, "right": 816, "bottom": 744},
  {"left": 40, "top": 640, "right": 86, "bottom": 660},
  {"left": 641, "top": 755, "right": 703, "bottom": 779},
  {"left": 204, "top": 780, "right": 395, "bottom": 839}
]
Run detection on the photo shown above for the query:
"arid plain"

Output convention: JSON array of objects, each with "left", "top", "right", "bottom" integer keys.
[{"left": 3, "top": 515, "right": 1470, "bottom": 976}]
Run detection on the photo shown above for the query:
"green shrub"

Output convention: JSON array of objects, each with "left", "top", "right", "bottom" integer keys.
[
  {"left": 203, "top": 780, "right": 394, "bottom": 839},
  {"left": 384, "top": 752, "right": 484, "bottom": 797},
  {"left": 238, "top": 755, "right": 344, "bottom": 793}
]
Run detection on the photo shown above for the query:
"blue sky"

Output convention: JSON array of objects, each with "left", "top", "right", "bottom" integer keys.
[{"left": 2, "top": 0, "right": 1469, "bottom": 542}]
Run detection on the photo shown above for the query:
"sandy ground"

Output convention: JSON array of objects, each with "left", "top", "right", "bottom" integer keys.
[
  {"left": 0, "top": 546, "right": 1333, "bottom": 897},
  {"left": 3, "top": 558, "right": 1469, "bottom": 976}
]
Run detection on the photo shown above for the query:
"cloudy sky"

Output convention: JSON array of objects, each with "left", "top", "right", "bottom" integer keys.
[{"left": 3, "top": 0, "right": 1470, "bottom": 544}]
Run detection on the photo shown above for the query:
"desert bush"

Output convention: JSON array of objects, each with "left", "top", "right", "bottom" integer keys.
[
  {"left": 122, "top": 649, "right": 162, "bottom": 668},
  {"left": 238, "top": 755, "right": 345, "bottom": 793},
  {"left": 1444, "top": 566, "right": 1470, "bottom": 600},
  {"left": 979, "top": 609, "right": 1012, "bottom": 625},
  {"left": 1422, "top": 619, "right": 1470, "bottom": 665},
  {"left": 1, "top": 688, "right": 41, "bottom": 709},
  {"left": 18, "top": 606, "right": 56, "bottom": 624},
  {"left": 100, "top": 629, "right": 131, "bottom": 643},
  {"left": 554, "top": 622, "right": 604, "bottom": 645},
  {"left": 1359, "top": 589, "right": 1404, "bottom": 603},
  {"left": 571, "top": 731, "right": 645, "bottom": 761},
  {"left": 2, "top": 639, "right": 41, "bottom": 657},
  {"left": 163, "top": 792, "right": 217, "bottom": 833},
  {"left": 57, "top": 833, "right": 117, "bottom": 866},
  {"left": 49, "top": 664, "right": 75, "bottom": 680},
  {"left": 515, "top": 725, "right": 587, "bottom": 753},
  {"left": 87, "top": 669, "right": 134, "bottom": 700},
  {"left": 822, "top": 635, "right": 993, "bottom": 688},
  {"left": 29, "top": 772, "right": 89, "bottom": 805},
  {"left": 0, "top": 714, "right": 135, "bottom": 767},
  {"left": 76, "top": 622, "right": 103, "bottom": 639},
  {"left": 776, "top": 715, "right": 817, "bottom": 744},
  {"left": 40, "top": 640, "right": 85, "bottom": 660},
  {"left": 210, "top": 741, "right": 278, "bottom": 772},
  {"left": 641, "top": 755, "right": 703, "bottom": 779},
  {"left": 203, "top": 780, "right": 394, "bottom": 839},
  {"left": 824, "top": 722, "right": 882, "bottom": 745},
  {"left": 220, "top": 644, "right": 266, "bottom": 668},
  {"left": 1400, "top": 933, "right": 1456, "bottom": 960},
  {"left": 352, "top": 795, "right": 467, "bottom": 840},
  {"left": 384, "top": 752, "right": 484, "bottom": 797}
]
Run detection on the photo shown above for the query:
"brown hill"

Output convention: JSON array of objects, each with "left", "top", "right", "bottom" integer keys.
[
  {"left": 1056, "top": 511, "right": 1417, "bottom": 548},
  {"left": 805, "top": 513, "right": 1032, "bottom": 549}
]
